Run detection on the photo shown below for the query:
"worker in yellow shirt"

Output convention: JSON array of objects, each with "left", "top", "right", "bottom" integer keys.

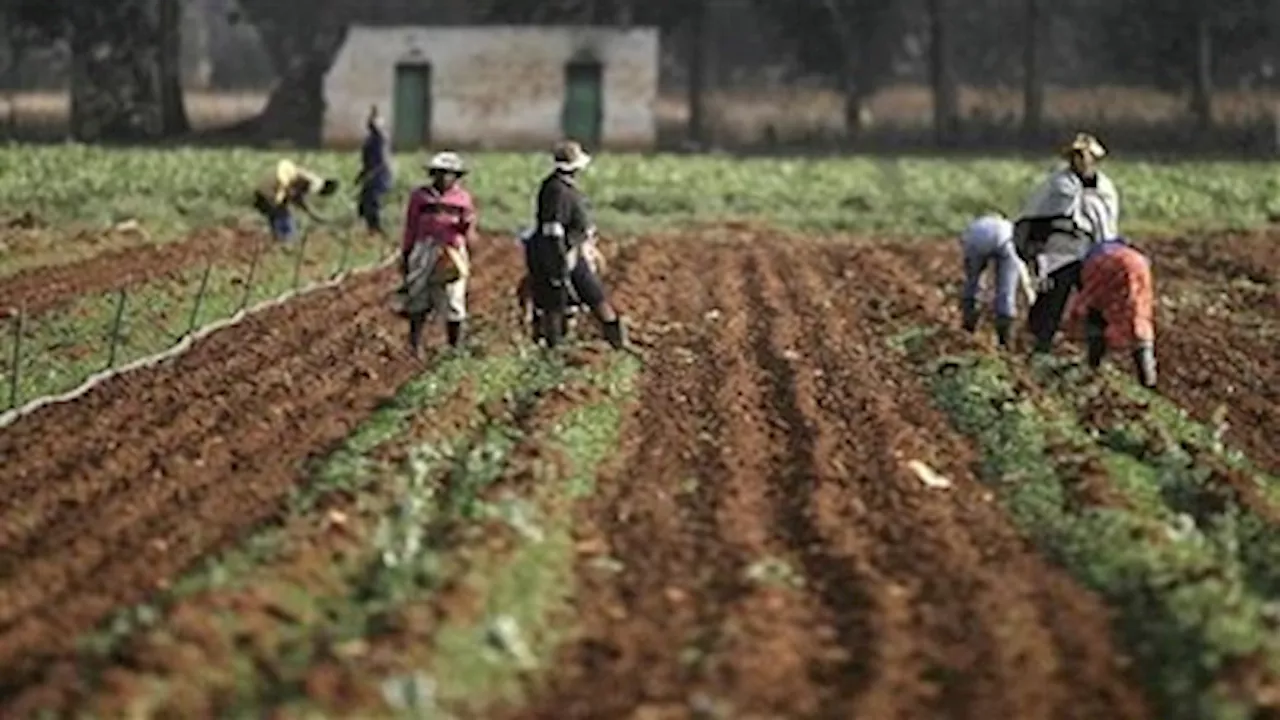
[{"left": 252, "top": 159, "right": 339, "bottom": 242}]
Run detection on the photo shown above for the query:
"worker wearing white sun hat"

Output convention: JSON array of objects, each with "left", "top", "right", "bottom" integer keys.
[
  {"left": 397, "top": 150, "right": 477, "bottom": 356},
  {"left": 523, "top": 140, "right": 627, "bottom": 350}
]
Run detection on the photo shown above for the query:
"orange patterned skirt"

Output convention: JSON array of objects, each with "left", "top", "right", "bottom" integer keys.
[{"left": 1066, "top": 245, "right": 1155, "bottom": 350}]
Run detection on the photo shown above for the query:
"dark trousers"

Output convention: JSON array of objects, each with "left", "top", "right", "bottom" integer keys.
[
  {"left": 524, "top": 236, "right": 609, "bottom": 346},
  {"left": 1084, "top": 308, "right": 1157, "bottom": 387},
  {"left": 357, "top": 183, "right": 386, "bottom": 233},
  {"left": 524, "top": 236, "right": 606, "bottom": 312},
  {"left": 1027, "top": 261, "right": 1082, "bottom": 352}
]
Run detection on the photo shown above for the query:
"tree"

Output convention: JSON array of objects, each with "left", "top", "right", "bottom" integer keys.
[
  {"left": 926, "top": 0, "right": 959, "bottom": 146},
  {"left": 3, "top": 0, "right": 187, "bottom": 141},
  {"left": 227, "top": 0, "right": 357, "bottom": 145},
  {"left": 1022, "top": 0, "right": 1044, "bottom": 141},
  {"left": 1093, "top": 0, "right": 1274, "bottom": 130},
  {"left": 686, "top": 0, "right": 710, "bottom": 147},
  {"left": 756, "top": 0, "right": 908, "bottom": 140}
]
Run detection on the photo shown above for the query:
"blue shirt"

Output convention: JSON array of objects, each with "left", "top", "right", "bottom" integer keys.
[
  {"left": 961, "top": 214, "right": 1015, "bottom": 258},
  {"left": 1084, "top": 237, "right": 1131, "bottom": 263},
  {"left": 361, "top": 125, "right": 391, "bottom": 191}
]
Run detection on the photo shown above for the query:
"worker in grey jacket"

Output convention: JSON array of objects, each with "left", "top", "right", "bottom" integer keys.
[
  {"left": 959, "top": 213, "right": 1036, "bottom": 348},
  {"left": 1013, "top": 133, "right": 1119, "bottom": 352}
]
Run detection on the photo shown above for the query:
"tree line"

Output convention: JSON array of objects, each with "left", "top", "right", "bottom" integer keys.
[{"left": 0, "top": 0, "right": 1275, "bottom": 146}]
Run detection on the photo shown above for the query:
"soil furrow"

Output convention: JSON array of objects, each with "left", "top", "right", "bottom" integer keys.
[
  {"left": 521, "top": 238, "right": 836, "bottom": 718},
  {"left": 0, "top": 241, "right": 509, "bottom": 554},
  {"left": 525, "top": 235, "right": 1152, "bottom": 719},
  {"left": 790, "top": 242, "right": 1150, "bottom": 719},
  {"left": 0, "top": 227, "right": 267, "bottom": 314},
  {"left": 0, "top": 239, "right": 522, "bottom": 700},
  {"left": 737, "top": 247, "right": 885, "bottom": 715},
  {"left": 516, "top": 241, "right": 752, "bottom": 717}
]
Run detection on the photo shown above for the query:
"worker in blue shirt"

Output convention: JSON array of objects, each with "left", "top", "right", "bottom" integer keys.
[{"left": 355, "top": 106, "right": 393, "bottom": 236}]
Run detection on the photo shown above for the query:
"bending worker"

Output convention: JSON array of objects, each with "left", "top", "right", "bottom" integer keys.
[
  {"left": 1014, "top": 132, "right": 1119, "bottom": 352},
  {"left": 1064, "top": 236, "right": 1158, "bottom": 388},
  {"left": 252, "top": 158, "right": 339, "bottom": 242},
  {"left": 958, "top": 213, "right": 1036, "bottom": 348},
  {"left": 524, "top": 140, "right": 627, "bottom": 350}
]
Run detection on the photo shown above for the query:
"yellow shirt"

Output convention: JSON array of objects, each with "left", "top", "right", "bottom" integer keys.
[{"left": 256, "top": 160, "right": 324, "bottom": 206}]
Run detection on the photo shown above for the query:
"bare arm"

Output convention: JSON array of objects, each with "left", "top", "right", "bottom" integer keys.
[
  {"left": 1016, "top": 256, "right": 1037, "bottom": 306},
  {"left": 294, "top": 196, "right": 325, "bottom": 223}
]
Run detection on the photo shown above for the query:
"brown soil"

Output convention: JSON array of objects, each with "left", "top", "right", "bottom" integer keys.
[
  {"left": 0, "top": 226, "right": 265, "bottom": 315},
  {"left": 3, "top": 226, "right": 1275, "bottom": 719},
  {"left": 517, "top": 234, "right": 1151, "bottom": 719},
  {"left": 0, "top": 237, "right": 523, "bottom": 715},
  {"left": 888, "top": 233, "right": 1280, "bottom": 474}
]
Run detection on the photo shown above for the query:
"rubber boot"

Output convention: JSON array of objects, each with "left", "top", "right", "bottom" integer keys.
[
  {"left": 1133, "top": 345, "right": 1157, "bottom": 388},
  {"left": 602, "top": 318, "right": 627, "bottom": 349},
  {"left": 408, "top": 312, "right": 427, "bottom": 358},
  {"left": 446, "top": 320, "right": 463, "bottom": 348},
  {"left": 1085, "top": 311, "right": 1107, "bottom": 368},
  {"left": 961, "top": 301, "right": 979, "bottom": 333},
  {"left": 994, "top": 316, "right": 1013, "bottom": 348},
  {"left": 1084, "top": 335, "right": 1105, "bottom": 369},
  {"left": 543, "top": 309, "right": 565, "bottom": 349}
]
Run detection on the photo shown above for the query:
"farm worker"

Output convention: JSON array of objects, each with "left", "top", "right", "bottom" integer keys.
[
  {"left": 514, "top": 224, "right": 607, "bottom": 340},
  {"left": 252, "top": 159, "right": 339, "bottom": 242},
  {"left": 958, "top": 213, "right": 1037, "bottom": 348},
  {"left": 524, "top": 140, "right": 627, "bottom": 350},
  {"left": 354, "top": 105, "right": 393, "bottom": 236},
  {"left": 1064, "top": 237, "right": 1157, "bottom": 388},
  {"left": 399, "top": 150, "right": 476, "bottom": 356},
  {"left": 1013, "top": 132, "right": 1119, "bottom": 352}
]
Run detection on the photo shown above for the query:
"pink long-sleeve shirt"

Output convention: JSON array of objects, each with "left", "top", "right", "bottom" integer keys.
[{"left": 402, "top": 184, "right": 476, "bottom": 257}]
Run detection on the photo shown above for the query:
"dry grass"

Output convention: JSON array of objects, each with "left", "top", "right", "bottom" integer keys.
[
  {"left": 659, "top": 83, "right": 1280, "bottom": 146},
  {"left": 0, "top": 90, "right": 268, "bottom": 136},
  {"left": 4, "top": 84, "right": 1277, "bottom": 148}
]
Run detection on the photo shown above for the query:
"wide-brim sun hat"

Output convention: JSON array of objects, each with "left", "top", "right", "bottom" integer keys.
[
  {"left": 553, "top": 140, "right": 591, "bottom": 172},
  {"left": 1061, "top": 132, "right": 1106, "bottom": 160},
  {"left": 425, "top": 151, "right": 467, "bottom": 174}
]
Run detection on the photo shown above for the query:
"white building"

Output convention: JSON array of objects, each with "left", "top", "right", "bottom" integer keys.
[{"left": 322, "top": 26, "right": 660, "bottom": 150}]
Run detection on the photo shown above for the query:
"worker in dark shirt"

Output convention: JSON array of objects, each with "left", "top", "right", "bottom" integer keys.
[
  {"left": 354, "top": 106, "right": 393, "bottom": 236},
  {"left": 525, "top": 140, "right": 627, "bottom": 350}
]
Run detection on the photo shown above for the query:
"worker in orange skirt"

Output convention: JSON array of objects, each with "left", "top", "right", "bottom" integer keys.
[{"left": 1063, "top": 237, "right": 1157, "bottom": 387}]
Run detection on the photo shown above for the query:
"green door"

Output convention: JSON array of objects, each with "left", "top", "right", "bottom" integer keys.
[
  {"left": 392, "top": 63, "right": 432, "bottom": 149},
  {"left": 562, "top": 61, "right": 603, "bottom": 147}
]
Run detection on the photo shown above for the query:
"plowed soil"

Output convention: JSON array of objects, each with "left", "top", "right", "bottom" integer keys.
[
  {"left": 1, "top": 226, "right": 1275, "bottom": 718},
  {"left": 0, "top": 227, "right": 264, "bottom": 314},
  {"left": 0, "top": 236, "right": 523, "bottom": 710},
  {"left": 887, "top": 233, "right": 1280, "bottom": 473},
  {"left": 519, "top": 234, "right": 1152, "bottom": 719}
]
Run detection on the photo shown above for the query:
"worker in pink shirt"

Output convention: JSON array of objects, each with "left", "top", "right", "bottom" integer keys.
[{"left": 399, "top": 151, "right": 476, "bottom": 356}]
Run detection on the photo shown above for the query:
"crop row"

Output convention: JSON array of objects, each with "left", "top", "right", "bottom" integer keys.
[
  {"left": 1, "top": 146, "right": 1278, "bottom": 243},
  {"left": 18, "top": 333, "right": 639, "bottom": 716},
  {"left": 0, "top": 231, "right": 387, "bottom": 414},
  {"left": 896, "top": 323, "right": 1280, "bottom": 720}
]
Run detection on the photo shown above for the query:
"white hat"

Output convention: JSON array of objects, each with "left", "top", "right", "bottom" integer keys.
[
  {"left": 425, "top": 151, "right": 467, "bottom": 174},
  {"left": 552, "top": 140, "right": 591, "bottom": 172}
]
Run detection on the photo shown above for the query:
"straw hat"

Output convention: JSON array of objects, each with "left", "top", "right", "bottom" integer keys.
[
  {"left": 1060, "top": 132, "right": 1106, "bottom": 160},
  {"left": 552, "top": 140, "right": 592, "bottom": 172}
]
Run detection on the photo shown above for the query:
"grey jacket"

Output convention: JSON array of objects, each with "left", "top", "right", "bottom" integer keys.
[{"left": 1014, "top": 167, "right": 1119, "bottom": 278}]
